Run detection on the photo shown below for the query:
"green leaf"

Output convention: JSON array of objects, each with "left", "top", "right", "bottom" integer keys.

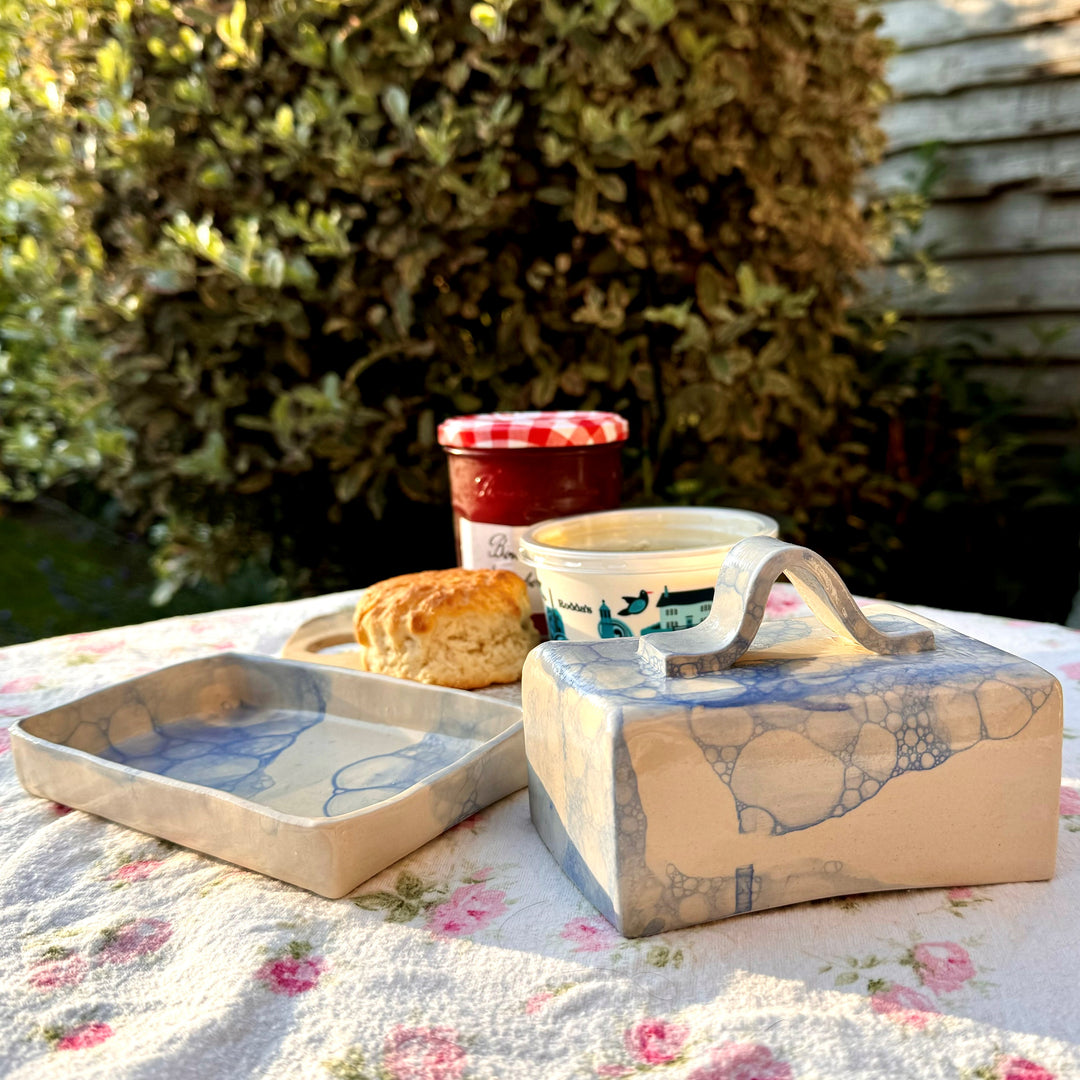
[
  {"left": 382, "top": 86, "right": 410, "bottom": 128},
  {"left": 696, "top": 263, "right": 730, "bottom": 321},
  {"left": 645, "top": 945, "right": 670, "bottom": 968},
  {"left": 470, "top": 3, "right": 504, "bottom": 43},
  {"left": 273, "top": 105, "right": 295, "bottom": 139},
  {"left": 230, "top": 0, "right": 247, "bottom": 42},
  {"left": 216, "top": 1, "right": 250, "bottom": 56},
  {"left": 262, "top": 249, "right": 285, "bottom": 288},
  {"left": 534, "top": 186, "right": 572, "bottom": 205},
  {"left": 628, "top": 0, "right": 676, "bottom": 30},
  {"left": 385, "top": 900, "right": 421, "bottom": 923},
  {"left": 334, "top": 460, "right": 373, "bottom": 504},
  {"left": 352, "top": 892, "right": 401, "bottom": 911},
  {"left": 395, "top": 871, "right": 427, "bottom": 901},
  {"left": 325, "top": 1047, "right": 371, "bottom": 1080},
  {"left": 173, "top": 432, "right": 232, "bottom": 484},
  {"left": 834, "top": 971, "right": 859, "bottom": 986},
  {"left": 643, "top": 301, "right": 693, "bottom": 330}
]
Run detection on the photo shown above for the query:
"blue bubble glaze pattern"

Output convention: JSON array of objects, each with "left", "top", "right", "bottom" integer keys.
[
  {"left": 13, "top": 653, "right": 528, "bottom": 897},
  {"left": 86, "top": 659, "right": 491, "bottom": 819},
  {"left": 523, "top": 605, "right": 1063, "bottom": 937},
  {"left": 324, "top": 730, "right": 484, "bottom": 816},
  {"left": 100, "top": 703, "right": 326, "bottom": 800}
]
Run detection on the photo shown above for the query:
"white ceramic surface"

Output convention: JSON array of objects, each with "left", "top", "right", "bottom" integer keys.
[
  {"left": 11, "top": 653, "right": 525, "bottom": 898},
  {"left": 518, "top": 506, "right": 778, "bottom": 641}
]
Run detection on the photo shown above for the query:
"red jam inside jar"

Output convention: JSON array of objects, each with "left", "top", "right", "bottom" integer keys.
[{"left": 437, "top": 411, "right": 628, "bottom": 622}]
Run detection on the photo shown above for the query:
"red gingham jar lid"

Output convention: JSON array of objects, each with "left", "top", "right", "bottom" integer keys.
[{"left": 437, "top": 410, "right": 629, "bottom": 450}]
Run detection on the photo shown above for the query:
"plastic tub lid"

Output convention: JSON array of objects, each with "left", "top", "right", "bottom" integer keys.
[
  {"left": 518, "top": 506, "right": 779, "bottom": 575},
  {"left": 437, "top": 410, "right": 629, "bottom": 450}
]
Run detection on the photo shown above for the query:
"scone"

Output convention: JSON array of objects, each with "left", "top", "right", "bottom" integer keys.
[{"left": 352, "top": 568, "right": 540, "bottom": 689}]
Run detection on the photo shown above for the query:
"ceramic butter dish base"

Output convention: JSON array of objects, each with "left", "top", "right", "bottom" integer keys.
[
  {"left": 523, "top": 539, "right": 1063, "bottom": 937},
  {"left": 12, "top": 654, "right": 525, "bottom": 898}
]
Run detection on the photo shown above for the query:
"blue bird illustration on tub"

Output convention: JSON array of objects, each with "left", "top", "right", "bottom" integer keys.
[{"left": 618, "top": 590, "right": 651, "bottom": 616}]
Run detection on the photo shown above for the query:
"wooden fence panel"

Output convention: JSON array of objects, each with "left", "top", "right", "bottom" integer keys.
[
  {"left": 879, "top": 0, "right": 1080, "bottom": 51},
  {"left": 888, "top": 21, "right": 1080, "bottom": 97},
  {"left": 891, "top": 192, "right": 1080, "bottom": 258}
]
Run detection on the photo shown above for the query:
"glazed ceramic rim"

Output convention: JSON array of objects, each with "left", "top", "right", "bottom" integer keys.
[
  {"left": 11, "top": 653, "right": 523, "bottom": 828},
  {"left": 518, "top": 506, "right": 779, "bottom": 575}
]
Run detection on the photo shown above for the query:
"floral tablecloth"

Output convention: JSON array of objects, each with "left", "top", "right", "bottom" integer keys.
[{"left": 1, "top": 587, "right": 1078, "bottom": 1080}]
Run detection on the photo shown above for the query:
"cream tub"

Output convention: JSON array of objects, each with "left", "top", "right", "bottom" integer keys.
[{"left": 518, "top": 506, "right": 778, "bottom": 641}]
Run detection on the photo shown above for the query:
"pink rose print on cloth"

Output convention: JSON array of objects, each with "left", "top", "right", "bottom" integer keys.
[
  {"left": 1, "top": 675, "right": 40, "bottom": 693},
  {"left": 50, "top": 1021, "right": 115, "bottom": 1051},
  {"left": 449, "top": 811, "right": 485, "bottom": 834},
  {"left": 98, "top": 917, "right": 173, "bottom": 964},
  {"left": 624, "top": 1019, "right": 689, "bottom": 1065},
  {"left": 911, "top": 941, "right": 976, "bottom": 993},
  {"left": 254, "top": 940, "right": 326, "bottom": 996},
  {"left": 596, "top": 1017, "right": 689, "bottom": 1075},
  {"left": 426, "top": 881, "right": 507, "bottom": 937},
  {"left": 765, "top": 590, "right": 806, "bottom": 618},
  {"left": 995, "top": 1057, "right": 1056, "bottom": 1080},
  {"left": 382, "top": 1024, "right": 467, "bottom": 1080},
  {"left": 561, "top": 916, "right": 622, "bottom": 953},
  {"left": 525, "top": 992, "right": 554, "bottom": 1016},
  {"left": 943, "top": 886, "right": 989, "bottom": 917},
  {"left": 1060, "top": 786, "right": 1080, "bottom": 816},
  {"left": 67, "top": 637, "right": 122, "bottom": 658},
  {"left": 0, "top": 727, "right": 9, "bottom": 753},
  {"left": 109, "top": 859, "right": 163, "bottom": 884},
  {"left": 1058, "top": 660, "right": 1080, "bottom": 680},
  {"left": 28, "top": 951, "right": 88, "bottom": 990},
  {"left": 686, "top": 1042, "right": 793, "bottom": 1080},
  {"left": 524, "top": 982, "right": 575, "bottom": 1015},
  {"left": 869, "top": 985, "right": 940, "bottom": 1029}
]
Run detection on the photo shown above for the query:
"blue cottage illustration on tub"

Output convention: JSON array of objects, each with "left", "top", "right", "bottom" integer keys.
[
  {"left": 639, "top": 585, "right": 715, "bottom": 635},
  {"left": 594, "top": 586, "right": 716, "bottom": 638}
]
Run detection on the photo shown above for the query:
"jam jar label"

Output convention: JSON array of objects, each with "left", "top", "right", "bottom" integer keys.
[{"left": 458, "top": 518, "right": 542, "bottom": 613}]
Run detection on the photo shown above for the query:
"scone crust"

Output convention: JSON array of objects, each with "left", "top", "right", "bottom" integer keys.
[{"left": 352, "top": 568, "right": 539, "bottom": 689}]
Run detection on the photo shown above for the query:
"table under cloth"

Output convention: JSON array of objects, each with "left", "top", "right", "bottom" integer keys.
[{"left": 1, "top": 586, "right": 1078, "bottom": 1080}]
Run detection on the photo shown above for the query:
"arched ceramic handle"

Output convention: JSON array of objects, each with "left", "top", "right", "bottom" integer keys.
[{"left": 637, "top": 537, "right": 935, "bottom": 679}]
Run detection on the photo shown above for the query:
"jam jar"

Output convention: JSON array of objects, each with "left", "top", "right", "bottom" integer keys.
[{"left": 437, "top": 411, "right": 628, "bottom": 620}]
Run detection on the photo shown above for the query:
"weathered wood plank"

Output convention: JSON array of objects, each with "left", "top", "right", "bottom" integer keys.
[
  {"left": 879, "top": 0, "right": 1080, "bottom": 52},
  {"left": 896, "top": 313, "right": 1080, "bottom": 358},
  {"left": 883, "top": 78, "right": 1080, "bottom": 151},
  {"left": 870, "top": 134, "right": 1080, "bottom": 195},
  {"left": 966, "top": 364, "right": 1080, "bottom": 413},
  {"left": 888, "top": 21, "right": 1080, "bottom": 97},
  {"left": 866, "top": 251, "right": 1080, "bottom": 314},
  {"left": 888, "top": 191, "right": 1080, "bottom": 258}
]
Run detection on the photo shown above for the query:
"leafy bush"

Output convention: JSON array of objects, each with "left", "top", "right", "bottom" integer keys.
[
  {"left": 0, "top": 6, "right": 128, "bottom": 502},
  {"left": 1, "top": 0, "right": 891, "bottom": 598}
]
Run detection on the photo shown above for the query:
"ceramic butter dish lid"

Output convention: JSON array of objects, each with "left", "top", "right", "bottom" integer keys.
[{"left": 523, "top": 538, "right": 1063, "bottom": 937}]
